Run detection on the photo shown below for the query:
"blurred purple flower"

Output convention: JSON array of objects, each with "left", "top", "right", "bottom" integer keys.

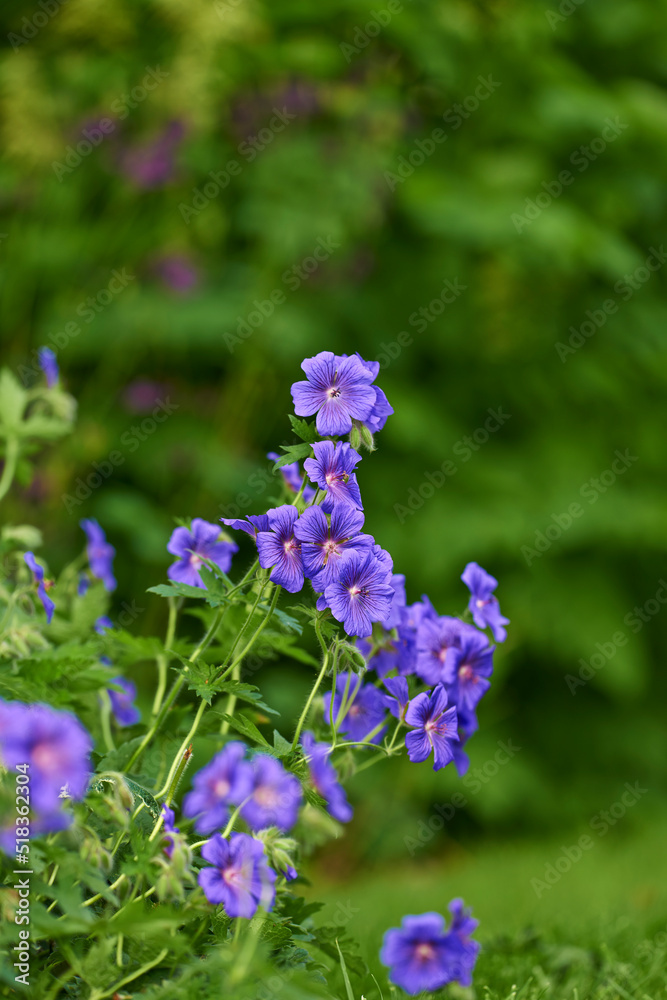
[
  {"left": 119, "top": 120, "right": 185, "bottom": 189},
  {"left": 23, "top": 552, "right": 55, "bottom": 624},
  {"left": 240, "top": 755, "right": 303, "bottom": 832},
  {"left": 108, "top": 677, "right": 141, "bottom": 727},
  {"left": 302, "top": 732, "right": 352, "bottom": 823},
  {"left": 154, "top": 254, "right": 200, "bottom": 295},
  {"left": 80, "top": 519, "right": 117, "bottom": 592}
]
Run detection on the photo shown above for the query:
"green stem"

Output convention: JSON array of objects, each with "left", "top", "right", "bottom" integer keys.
[
  {"left": 291, "top": 620, "right": 330, "bottom": 751},
  {"left": 125, "top": 605, "right": 226, "bottom": 773},
  {"left": 99, "top": 691, "right": 116, "bottom": 752},
  {"left": 152, "top": 598, "right": 178, "bottom": 718},
  {"left": 88, "top": 947, "right": 168, "bottom": 1000},
  {"left": 219, "top": 585, "right": 280, "bottom": 682},
  {"left": 218, "top": 575, "right": 269, "bottom": 677},
  {"left": 156, "top": 702, "right": 204, "bottom": 800},
  {"left": 0, "top": 436, "right": 19, "bottom": 504}
]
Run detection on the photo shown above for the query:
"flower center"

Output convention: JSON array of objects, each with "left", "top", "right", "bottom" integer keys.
[
  {"left": 415, "top": 942, "right": 435, "bottom": 962},
  {"left": 32, "top": 743, "right": 58, "bottom": 773},
  {"left": 253, "top": 785, "right": 280, "bottom": 809},
  {"left": 476, "top": 598, "right": 487, "bottom": 608},
  {"left": 327, "top": 387, "right": 341, "bottom": 399},
  {"left": 213, "top": 778, "right": 230, "bottom": 798},
  {"left": 222, "top": 865, "right": 242, "bottom": 887},
  {"left": 283, "top": 538, "right": 297, "bottom": 554},
  {"left": 437, "top": 646, "right": 449, "bottom": 663},
  {"left": 189, "top": 553, "right": 203, "bottom": 570},
  {"left": 458, "top": 664, "right": 474, "bottom": 682},
  {"left": 348, "top": 585, "right": 362, "bottom": 599}
]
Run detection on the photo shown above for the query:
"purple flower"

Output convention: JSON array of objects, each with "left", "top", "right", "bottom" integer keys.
[
  {"left": 304, "top": 441, "right": 362, "bottom": 510},
  {"left": 293, "top": 505, "right": 372, "bottom": 589},
  {"left": 240, "top": 755, "right": 303, "bottom": 833},
  {"left": 291, "top": 351, "right": 377, "bottom": 436},
  {"left": 302, "top": 733, "right": 352, "bottom": 822},
  {"left": 320, "top": 550, "right": 394, "bottom": 638},
  {"left": 80, "top": 519, "right": 117, "bottom": 592},
  {"left": 447, "top": 630, "right": 494, "bottom": 714},
  {"left": 77, "top": 574, "right": 90, "bottom": 596},
  {"left": 220, "top": 514, "right": 271, "bottom": 540},
  {"left": 0, "top": 701, "right": 93, "bottom": 812},
  {"left": 23, "top": 552, "right": 55, "bottom": 624},
  {"left": 108, "top": 677, "right": 141, "bottom": 727},
  {"left": 256, "top": 505, "right": 304, "bottom": 593},
  {"left": 405, "top": 686, "right": 458, "bottom": 771},
  {"left": 162, "top": 804, "right": 179, "bottom": 859},
  {"left": 322, "top": 672, "right": 387, "bottom": 744},
  {"left": 382, "top": 573, "right": 406, "bottom": 629},
  {"left": 461, "top": 562, "right": 510, "bottom": 642},
  {"left": 383, "top": 675, "right": 410, "bottom": 721},
  {"left": 167, "top": 518, "right": 238, "bottom": 589},
  {"left": 329, "top": 352, "right": 394, "bottom": 435},
  {"left": 415, "top": 616, "right": 466, "bottom": 686},
  {"left": 119, "top": 120, "right": 184, "bottom": 189},
  {"left": 199, "top": 832, "right": 276, "bottom": 918},
  {"left": 447, "top": 898, "right": 481, "bottom": 986},
  {"left": 183, "top": 742, "right": 252, "bottom": 835},
  {"left": 380, "top": 906, "right": 479, "bottom": 995},
  {"left": 267, "top": 452, "right": 316, "bottom": 503},
  {"left": 95, "top": 615, "right": 114, "bottom": 635},
  {"left": 155, "top": 254, "right": 199, "bottom": 295},
  {"left": 38, "top": 347, "right": 58, "bottom": 388},
  {"left": 281, "top": 865, "right": 298, "bottom": 881}
]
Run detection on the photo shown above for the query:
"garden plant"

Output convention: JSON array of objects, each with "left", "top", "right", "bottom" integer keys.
[{"left": 0, "top": 350, "right": 510, "bottom": 998}]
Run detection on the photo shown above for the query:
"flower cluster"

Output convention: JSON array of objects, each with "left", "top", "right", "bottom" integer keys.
[
  {"left": 0, "top": 700, "right": 93, "bottom": 851},
  {"left": 380, "top": 899, "right": 480, "bottom": 995}
]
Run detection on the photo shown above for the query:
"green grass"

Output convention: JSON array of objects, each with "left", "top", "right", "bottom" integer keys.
[{"left": 307, "top": 821, "right": 667, "bottom": 999}]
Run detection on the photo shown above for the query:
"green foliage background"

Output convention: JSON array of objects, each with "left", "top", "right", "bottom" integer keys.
[{"left": 1, "top": 0, "right": 666, "bottom": 890}]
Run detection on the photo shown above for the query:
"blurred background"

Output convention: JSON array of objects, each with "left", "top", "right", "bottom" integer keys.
[{"left": 1, "top": 0, "right": 666, "bottom": 973}]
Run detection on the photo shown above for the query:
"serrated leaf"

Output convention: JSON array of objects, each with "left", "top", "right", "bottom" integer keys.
[
  {"left": 272, "top": 443, "right": 313, "bottom": 470},
  {"left": 273, "top": 729, "right": 293, "bottom": 757},
  {"left": 272, "top": 607, "right": 303, "bottom": 635},
  {"left": 220, "top": 712, "right": 271, "bottom": 747},
  {"left": 288, "top": 414, "right": 319, "bottom": 444}
]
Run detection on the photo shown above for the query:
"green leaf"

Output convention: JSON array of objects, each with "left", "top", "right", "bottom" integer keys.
[
  {"left": 288, "top": 414, "right": 319, "bottom": 443},
  {"left": 336, "top": 939, "right": 356, "bottom": 1000},
  {"left": 0, "top": 368, "right": 27, "bottom": 431},
  {"left": 272, "top": 606, "right": 303, "bottom": 635},
  {"left": 273, "top": 729, "right": 293, "bottom": 757},
  {"left": 148, "top": 582, "right": 207, "bottom": 600},
  {"left": 220, "top": 712, "right": 271, "bottom": 748},
  {"left": 18, "top": 413, "right": 72, "bottom": 440},
  {"left": 272, "top": 443, "right": 313, "bottom": 469}
]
